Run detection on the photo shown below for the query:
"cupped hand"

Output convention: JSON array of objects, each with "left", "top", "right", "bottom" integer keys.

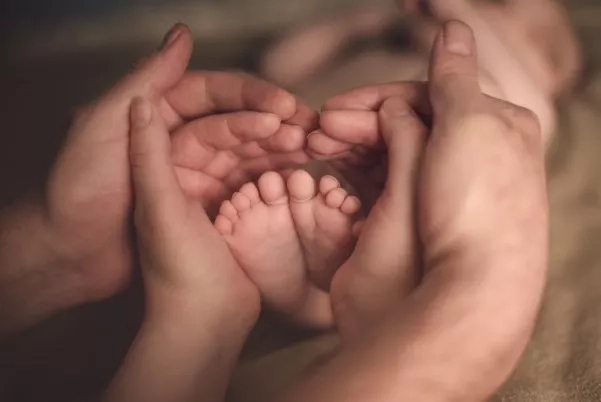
[
  {"left": 129, "top": 96, "right": 260, "bottom": 324},
  {"left": 46, "top": 24, "right": 317, "bottom": 300},
  {"left": 288, "top": 21, "right": 548, "bottom": 402}
]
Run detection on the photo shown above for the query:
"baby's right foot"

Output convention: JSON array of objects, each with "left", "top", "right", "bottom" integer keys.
[
  {"left": 214, "top": 170, "right": 361, "bottom": 328},
  {"left": 287, "top": 170, "right": 362, "bottom": 291}
]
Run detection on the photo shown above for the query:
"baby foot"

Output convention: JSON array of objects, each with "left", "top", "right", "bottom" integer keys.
[
  {"left": 287, "top": 170, "right": 362, "bottom": 290},
  {"left": 214, "top": 170, "right": 361, "bottom": 328}
]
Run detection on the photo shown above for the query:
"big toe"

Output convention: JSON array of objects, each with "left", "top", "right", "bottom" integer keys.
[
  {"left": 287, "top": 170, "right": 317, "bottom": 203},
  {"left": 258, "top": 171, "right": 288, "bottom": 205}
]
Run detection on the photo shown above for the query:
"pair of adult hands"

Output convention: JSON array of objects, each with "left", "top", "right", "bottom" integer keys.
[{"left": 47, "top": 21, "right": 547, "bottom": 400}]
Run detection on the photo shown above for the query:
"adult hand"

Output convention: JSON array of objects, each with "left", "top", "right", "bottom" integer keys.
[
  {"left": 45, "top": 24, "right": 317, "bottom": 302},
  {"left": 289, "top": 21, "right": 548, "bottom": 402},
  {"left": 406, "top": 22, "right": 547, "bottom": 399},
  {"left": 103, "top": 97, "right": 259, "bottom": 402}
]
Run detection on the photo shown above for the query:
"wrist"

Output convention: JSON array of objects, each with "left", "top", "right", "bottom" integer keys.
[
  {"left": 42, "top": 188, "right": 134, "bottom": 301},
  {"left": 1, "top": 198, "right": 75, "bottom": 272},
  {"left": 144, "top": 278, "right": 261, "bottom": 341},
  {"left": 0, "top": 198, "right": 90, "bottom": 337}
]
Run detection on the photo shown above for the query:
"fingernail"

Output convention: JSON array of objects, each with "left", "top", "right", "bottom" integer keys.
[
  {"left": 160, "top": 23, "right": 183, "bottom": 51},
  {"left": 443, "top": 20, "right": 473, "bottom": 56},
  {"left": 380, "top": 97, "right": 411, "bottom": 118},
  {"left": 131, "top": 97, "right": 152, "bottom": 127}
]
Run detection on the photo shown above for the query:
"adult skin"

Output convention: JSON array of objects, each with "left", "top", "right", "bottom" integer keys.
[
  {"left": 102, "top": 97, "right": 261, "bottom": 402},
  {"left": 0, "top": 23, "right": 318, "bottom": 339},
  {"left": 285, "top": 21, "right": 548, "bottom": 402}
]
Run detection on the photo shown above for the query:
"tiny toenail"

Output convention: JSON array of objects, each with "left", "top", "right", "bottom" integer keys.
[
  {"left": 323, "top": 175, "right": 340, "bottom": 185},
  {"left": 328, "top": 188, "right": 347, "bottom": 200}
]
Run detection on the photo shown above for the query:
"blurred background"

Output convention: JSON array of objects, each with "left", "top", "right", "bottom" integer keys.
[{"left": 3, "top": 0, "right": 601, "bottom": 401}]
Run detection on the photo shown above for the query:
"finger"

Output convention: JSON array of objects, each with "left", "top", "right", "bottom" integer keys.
[
  {"left": 164, "top": 71, "right": 301, "bottom": 127},
  {"left": 307, "top": 131, "right": 353, "bottom": 158},
  {"left": 114, "top": 24, "right": 192, "bottom": 101},
  {"left": 320, "top": 110, "right": 383, "bottom": 148},
  {"left": 258, "top": 124, "right": 307, "bottom": 153},
  {"left": 130, "top": 97, "right": 185, "bottom": 220},
  {"left": 174, "top": 167, "right": 229, "bottom": 210},
  {"left": 379, "top": 96, "right": 427, "bottom": 211},
  {"left": 237, "top": 151, "right": 309, "bottom": 178},
  {"left": 323, "top": 81, "right": 430, "bottom": 113},
  {"left": 429, "top": 20, "right": 480, "bottom": 115},
  {"left": 347, "top": 96, "right": 427, "bottom": 312},
  {"left": 285, "top": 102, "right": 320, "bottom": 133},
  {"left": 197, "top": 124, "right": 306, "bottom": 160},
  {"left": 170, "top": 112, "right": 281, "bottom": 168}
]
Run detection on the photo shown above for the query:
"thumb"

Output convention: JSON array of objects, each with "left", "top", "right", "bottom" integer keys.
[
  {"left": 363, "top": 96, "right": 426, "bottom": 281},
  {"left": 348, "top": 96, "right": 426, "bottom": 308},
  {"left": 429, "top": 20, "right": 480, "bottom": 116},
  {"left": 130, "top": 97, "right": 184, "bottom": 222},
  {"left": 379, "top": 97, "right": 427, "bottom": 208},
  {"left": 115, "top": 23, "right": 193, "bottom": 99}
]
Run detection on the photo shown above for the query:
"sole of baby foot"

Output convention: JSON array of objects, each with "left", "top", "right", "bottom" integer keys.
[
  {"left": 287, "top": 170, "right": 362, "bottom": 291},
  {"left": 214, "top": 172, "right": 333, "bottom": 329}
]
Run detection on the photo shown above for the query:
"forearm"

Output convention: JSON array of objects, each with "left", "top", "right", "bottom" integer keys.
[
  {"left": 104, "top": 292, "right": 257, "bottom": 402},
  {"left": 0, "top": 199, "right": 80, "bottom": 338}
]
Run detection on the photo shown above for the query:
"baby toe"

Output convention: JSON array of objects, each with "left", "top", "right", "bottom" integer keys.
[
  {"left": 258, "top": 171, "right": 288, "bottom": 205},
  {"left": 319, "top": 175, "right": 341, "bottom": 195},
  {"left": 341, "top": 195, "right": 362, "bottom": 215},
  {"left": 231, "top": 192, "right": 252, "bottom": 213},
  {"left": 324, "top": 188, "right": 347, "bottom": 209},
  {"left": 219, "top": 200, "right": 239, "bottom": 222},
  {"left": 214, "top": 215, "right": 234, "bottom": 235},
  {"left": 239, "top": 182, "right": 261, "bottom": 206},
  {"left": 287, "top": 170, "right": 317, "bottom": 203}
]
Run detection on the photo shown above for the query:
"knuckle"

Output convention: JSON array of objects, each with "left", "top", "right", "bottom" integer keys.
[
  {"left": 130, "top": 53, "right": 155, "bottom": 74},
  {"left": 129, "top": 146, "right": 152, "bottom": 171},
  {"left": 516, "top": 107, "right": 543, "bottom": 140},
  {"left": 435, "top": 65, "right": 475, "bottom": 90},
  {"left": 460, "top": 110, "right": 509, "bottom": 134},
  {"left": 500, "top": 104, "right": 543, "bottom": 146}
]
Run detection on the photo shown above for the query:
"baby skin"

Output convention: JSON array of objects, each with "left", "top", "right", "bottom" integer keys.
[{"left": 214, "top": 170, "right": 362, "bottom": 329}]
